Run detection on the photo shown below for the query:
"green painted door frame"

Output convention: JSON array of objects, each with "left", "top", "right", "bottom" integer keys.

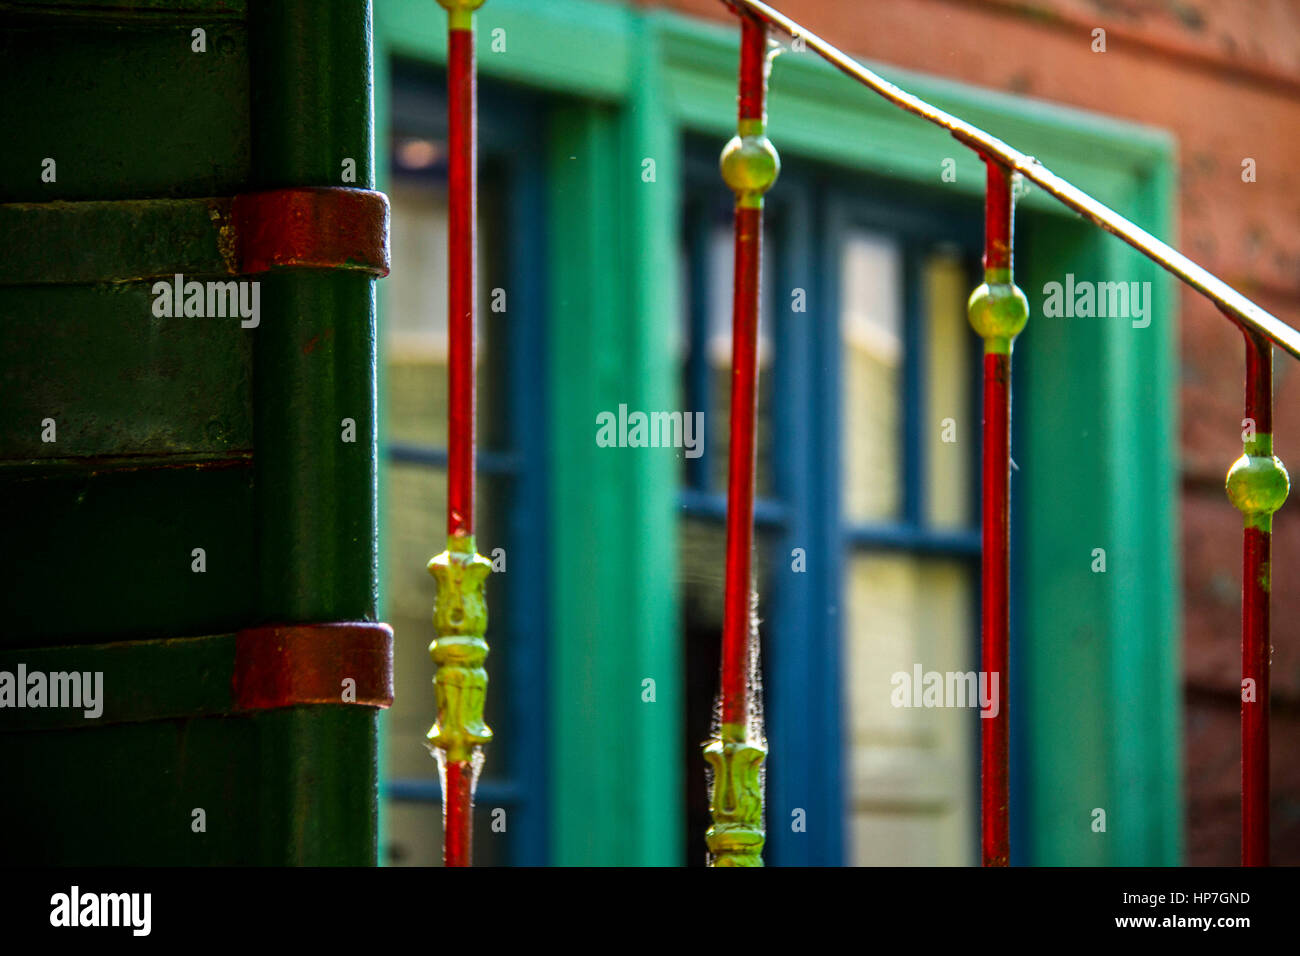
[{"left": 373, "top": 0, "right": 1181, "bottom": 866}]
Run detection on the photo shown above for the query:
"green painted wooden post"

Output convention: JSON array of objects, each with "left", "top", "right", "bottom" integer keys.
[
  {"left": 249, "top": 0, "right": 379, "bottom": 623},
  {"left": 0, "top": 0, "right": 385, "bottom": 865},
  {"left": 246, "top": 0, "right": 382, "bottom": 865}
]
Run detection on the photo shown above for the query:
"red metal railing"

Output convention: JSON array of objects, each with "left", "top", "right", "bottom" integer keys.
[
  {"left": 707, "top": 10, "right": 778, "bottom": 867},
  {"left": 718, "top": 0, "right": 1293, "bottom": 867},
  {"left": 431, "top": 0, "right": 493, "bottom": 868}
]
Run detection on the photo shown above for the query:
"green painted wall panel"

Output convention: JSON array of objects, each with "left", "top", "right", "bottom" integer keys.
[
  {"left": 0, "top": 464, "right": 256, "bottom": 645},
  {"left": 0, "top": 706, "right": 376, "bottom": 865},
  {"left": 0, "top": 283, "right": 253, "bottom": 461},
  {"left": 0, "top": 16, "right": 251, "bottom": 202}
]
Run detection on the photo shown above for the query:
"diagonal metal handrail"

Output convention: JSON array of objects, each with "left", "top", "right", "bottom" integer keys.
[
  {"left": 716, "top": 0, "right": 1292, "bottom": 868},
  {"left": 729, "top": 0, "right": 1300, "bottom": 361}
]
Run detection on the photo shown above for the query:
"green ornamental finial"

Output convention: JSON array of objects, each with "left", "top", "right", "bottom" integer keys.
[
  {"left": 703, "top": 737, "right": 767, "bottom": 866},
  {"left": 967, "top": 280, "right": 1030, "bottom": 355},
  {"left": 1227, "top": 448, "right": 1290, "bottom": 532},
  {"left": 720, "top": 122, "right": 780, "bottom": 209},
  {"left": 426, "top": 534, "right": 494, "bottom": 763}
]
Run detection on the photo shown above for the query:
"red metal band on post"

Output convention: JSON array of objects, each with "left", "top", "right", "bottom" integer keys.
[
  {"left": 446, "top": 24, "right": 477, "bottom": 540},
  {"left": 231, "top": 622, "right": 394, "bottom": 711},
  {"left": 1241, "top": 328, "right": 1272, "bottom": 867},
  {"left": 233, "top": 187, "right": 391, "bottom": 276}
]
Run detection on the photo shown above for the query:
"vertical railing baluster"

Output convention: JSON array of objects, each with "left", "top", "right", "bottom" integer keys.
[
  {"left": 1226, "top": 323, "right": 1289, "bottom": 867},
  {"left": 967, "top": 158, "right": 1028, "bottom": 867},
  {"left": 428, "top": 0, "right": 493, "bottom": 868},
  {"left": 708, "top": 9, "right": 779, "bottom": 867}
]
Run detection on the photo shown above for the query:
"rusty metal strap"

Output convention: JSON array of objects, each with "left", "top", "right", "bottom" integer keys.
[
  {"left": 232, "top": 187, "right": 390, "bottom": 277},
  {"left": 232, "top": 622, "right": 394, "bottom": 711},
  {"left": 0, "top": 187, "right": 389, "bottom": 286},
  {"left": 0, "top": 622, "right": 392, "bottom": 733}
]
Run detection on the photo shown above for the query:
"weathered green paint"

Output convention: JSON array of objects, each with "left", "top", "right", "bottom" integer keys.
[
  {"left": 0, "top": 634, "right": 238, "bottom": 733},
  {"left": 0, "top": 198, "right": 237, "bottom": 285},
  {"left": 0, "top": 282, "right": 252, "bottom": 461}
]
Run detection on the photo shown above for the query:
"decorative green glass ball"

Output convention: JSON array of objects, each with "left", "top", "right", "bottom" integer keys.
[
  {"left": 1226, "top": 453, "right": 1290, "bottom": 516},
  {"left": 967, "top": 281, "right": 1029, "bottom": 346},
  {"left": 720, "top": 134, "right": 780, "bottom": 199}
]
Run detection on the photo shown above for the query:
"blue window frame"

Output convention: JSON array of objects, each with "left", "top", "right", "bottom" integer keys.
[
  {"left": 678, "top": 138, "right": 986, "bottom": 865},
  {"left": 380, "top": 64, "right": 549, "bottom": 866}
]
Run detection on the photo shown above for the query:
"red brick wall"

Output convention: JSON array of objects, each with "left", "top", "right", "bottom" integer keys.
[{"left": 638, "top": 0, "right": 1300, "bottom": 864}]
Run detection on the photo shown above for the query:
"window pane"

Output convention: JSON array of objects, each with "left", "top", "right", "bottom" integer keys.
[
  {"left": 841, "top": 231, "right": 902, "bottom": 522},
  {"left": 924, "top": 251, "right": 974, "bottom": 528},
  {"left": 844, "top": 553, "right": 976, "bottom": 865},
  {"left": 384, "top": 174, "right": 498, "bottom": 449}
]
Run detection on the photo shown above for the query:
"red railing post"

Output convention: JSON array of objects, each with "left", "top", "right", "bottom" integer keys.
[
  {"left": 707, "top": 8, "right": 779, "bottom": 867},
  {"left": 720, "top": 0, "right": 1300, "bottom": 870},
  {"left": 967, "top": 159, "right": 1028, "bottom": 867},
  {"left": 428, "top": 0, "right": 493, "bottom": 868},
  {"left": 1226, "top": 323, "right": 1289, "bottom": 866}
]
